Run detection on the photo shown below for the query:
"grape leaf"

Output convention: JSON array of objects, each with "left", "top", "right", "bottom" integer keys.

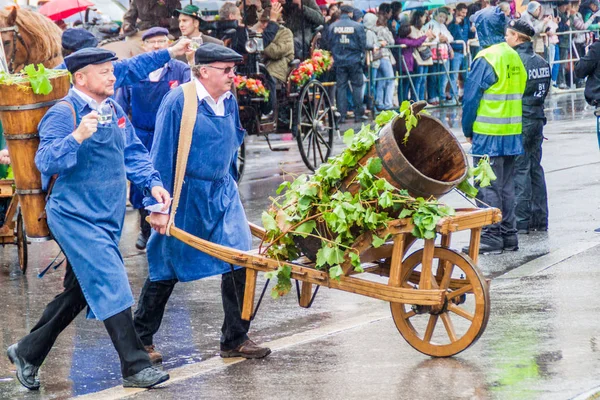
[
  {"left": 343, "top": 129, "right": 355, "bottom": 146},
  {"left": 261, "top": 211, "right": 278, "bottom": 231},
  {"left": 23, "top": 64, "right": 53, "bottom": 95},
  {"left": 329, "top": 265, "right": 344, "bottom": 280},
  {"left": 294, "top": 220, "right": 316, "bottom": 237},
  {"left": 367, "top": 157, "right": 382, "bottom": 175}
]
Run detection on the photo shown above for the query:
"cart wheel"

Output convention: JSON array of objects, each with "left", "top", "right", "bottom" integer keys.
[
  {"left": 16, "top": 212, "right": 28, "bottom": 274},
  {"left": 237, "top": 139, "right": 246, "bottom": 182},
  {"left": 296, "top": 80, "right": 335, "bottom": 171},
  {"left": 390, "top": 247, "right": 490, "bottom": 357}
]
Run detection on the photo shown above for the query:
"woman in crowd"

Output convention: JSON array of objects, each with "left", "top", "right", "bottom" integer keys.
[
  {"left": 425, "top": 7, "right": 454, "bottom": 105},
  {"left": 396, "top": 22, "right": 433, "bottom": 103},
  {"left": 373, "top": 12, "right": 396, "bottom": 110},
  {"left": 409, "top": 10, "right": 434, "bottom": 102}
]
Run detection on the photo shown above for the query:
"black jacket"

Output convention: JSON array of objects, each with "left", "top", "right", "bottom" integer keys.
[
  {"left": 327, "top": 15, "right": 366, "bottom": 68},
  {"left": 514, "top": 41, "right": 551, "bottom": 120},
  {"left": 575, "top": 40, "right": 600, "bottom": 106}
]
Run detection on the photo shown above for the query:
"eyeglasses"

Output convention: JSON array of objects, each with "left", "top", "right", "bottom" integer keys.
[
  {"left": 204, "top": 65, "right": 237, "bottom": 74},
  {"left": 145, "top": 39, "right": 169, "bottom": 45}
]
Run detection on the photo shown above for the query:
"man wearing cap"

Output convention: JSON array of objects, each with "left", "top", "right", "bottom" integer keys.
[
  {"left": 55, "top": 28, "right": 193, "bottom": 92},
  {"left": 177, "top": 4, "right": 224, "bottom": 46},
  {"left": 133, "top": 43, "right": 271, "bottom": 364},
  {"left": 116, "top": 27, "right": 191, "bottom": 251},
  {"left": 461, "top": 6, "right": 526, "bottom": 254},
  {"left": 123, "top": 0, "right": 181, "bottom": 37},
  {"left": 506, "top": 19, "right": 550, "bottom": 234},
  {"left": 6, "top": 48, "right": 172, "bottom": 390},
  {"left": 328, "top": 5, "right": 367, "bottom": 123}
]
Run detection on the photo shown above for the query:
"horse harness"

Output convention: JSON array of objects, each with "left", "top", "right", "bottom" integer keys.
[{"left": 0, "top": 24, "right": 30, "bottom": 73}]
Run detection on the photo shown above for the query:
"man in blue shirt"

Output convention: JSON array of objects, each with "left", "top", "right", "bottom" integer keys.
[{"left": 116, "top": 27, "right": 191, "bottom": 251}]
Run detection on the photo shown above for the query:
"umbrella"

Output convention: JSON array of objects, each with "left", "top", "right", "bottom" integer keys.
[
  {"left": 39, "top": 0, "right": 95, "bottom": 21},
  {"left": 403, "top": 0, "right": 473, "bottom": 10}
]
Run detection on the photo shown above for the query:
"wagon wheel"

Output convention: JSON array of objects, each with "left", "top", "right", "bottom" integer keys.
[
  {"left": 15, "top": 211, "right": 27, "bottom": 274},
  {"left": 237, "top": 139, "right": 246, "bottom": 182},
  {"left": 296, "top": 80, "right": 335, "bottom": 171},
  {"left": 390, "top": 247, "right": 490, "bottom": 357}
]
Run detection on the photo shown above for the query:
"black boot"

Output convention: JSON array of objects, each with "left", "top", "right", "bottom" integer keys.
[
  {"left": 462, "top": 233, "right": 503, "bottom": 255},
  {"left": 7, "top": 343, "right": 40, "bottom": 390},
  {"left": 136, "top": 209, "right": 151, "bottom": 250}
]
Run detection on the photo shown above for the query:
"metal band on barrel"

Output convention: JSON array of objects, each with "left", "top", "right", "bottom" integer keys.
[
  {"left": 26, "top": 236, "right": 52, "bottom": 243},
  {"left": 3, "top": 133, "right": 40, "bottom": 140},
  {"left": 0, "top": 99, "right": 60, "bottom": 111},
  {"left": 15, "top": 188, "right": 45, "bottom": 195}
]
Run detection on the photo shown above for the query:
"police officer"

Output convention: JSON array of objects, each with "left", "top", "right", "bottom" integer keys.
[
  {"left": 462, "top": 7, "right": 527, "bottom": 254},
  {"left": 116, "top": 27, "right": 191, "bottom": 250},
  {"left": 506, "top": 19, "right": 550, "bottom": 234},
  {"left": 328, "top": 5, "right": 367, "bottom": 123},
  {"left": 7, "top": 48, "right": 172, "bottom": 390}
]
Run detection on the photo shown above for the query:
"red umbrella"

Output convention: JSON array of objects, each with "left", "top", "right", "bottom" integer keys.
[{"left": 38, "top": 0, "right": 95, "bottom": 21}]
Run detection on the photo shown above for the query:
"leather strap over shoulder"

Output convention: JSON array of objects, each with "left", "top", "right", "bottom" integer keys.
[{"left": 166, "top": 82, "right": 198, "bottom": 236}]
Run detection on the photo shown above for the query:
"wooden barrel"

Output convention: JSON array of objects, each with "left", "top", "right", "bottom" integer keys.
[
  {"left": 0, "top": 74, "right": 71, "bottom": 241},
  {"left": 344, "top": 105, "right": 468, "bottom": 199}
]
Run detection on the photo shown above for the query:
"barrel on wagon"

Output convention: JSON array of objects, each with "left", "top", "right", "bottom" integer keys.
[{"left": 0, "top": 73, "right": 70, "bottom": 240}]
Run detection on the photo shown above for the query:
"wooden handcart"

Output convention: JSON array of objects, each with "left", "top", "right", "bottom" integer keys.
[
  {"left": 169, "top": 206, "right": 501, "bottom": 357},
  {"left": 0, "top": 179, "right": 27, "bottom": 273}
]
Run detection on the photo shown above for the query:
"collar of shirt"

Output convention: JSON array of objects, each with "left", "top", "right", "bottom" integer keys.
[
  {"left": 148, "top": 63, "right": 169, "bottom": 82},
  {"left": 71, "top": 87, "right": 101, "bottom": 110},
  {"left": 193, "top": 78, "right": 232, "bottom": 116}
]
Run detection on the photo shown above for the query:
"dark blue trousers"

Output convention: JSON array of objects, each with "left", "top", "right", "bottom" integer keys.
[{"left": 335, "top": 65, "right": 364, "bottom": 119}]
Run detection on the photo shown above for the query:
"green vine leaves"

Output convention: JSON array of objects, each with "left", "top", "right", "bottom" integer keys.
[
  {"left": 0, "top": 64, "right": 69, "bottom": 95},
  {"left": 456, "top": 155, "right": 497, "bottom": 198},
  {"left": 260, "top": 104, "right": 453, "bottom": 299}
]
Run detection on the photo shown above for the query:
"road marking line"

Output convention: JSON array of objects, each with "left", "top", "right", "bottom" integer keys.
[{"left": 76, "top": 310, "right": 390, "bottom": 400}]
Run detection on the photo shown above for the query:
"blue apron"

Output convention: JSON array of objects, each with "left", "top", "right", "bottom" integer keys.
[
  {"left": 45, "top": 98, "right": 134, "bottom": 321},
  {"left": 128, "top": 79, "right": 171, "bottom": 209},
  {"left": 146, "top": 95, "right": 251, "bottom": 282}
]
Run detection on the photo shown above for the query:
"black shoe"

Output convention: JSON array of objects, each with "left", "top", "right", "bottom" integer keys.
[
  {"left": 135, "top": 232, "right": 148, "bottom": 250},
  {"left": 503, "top": 235, "right": 519, "bottom": 251},
  {"left": 123, "top": 366, "right": 169, "bottom": 388},
  {"left": 355, "top": 115, "right": 369, "bottom": 122},
  {"left": 530, "top": 224, "right": 548, "bottom": 232},
  {"left": 462, "top": 235, "right": 503, "bottom": 255},
  {"left": 7, "top": 343, "right": 40, "bottom": 391}
]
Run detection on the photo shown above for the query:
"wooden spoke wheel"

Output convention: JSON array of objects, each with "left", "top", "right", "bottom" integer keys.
[
  {"left": 296, "top": 80, "right": 335, "bottom": 171},
  {"left": 390, "top": 247, "right": 490, "bottom": 357},
  {"left": 15, "top": 211, "right": 27, "bottom": 274},
  {"left": 237, "top": 139, "right": 246, "bottom": 182}
]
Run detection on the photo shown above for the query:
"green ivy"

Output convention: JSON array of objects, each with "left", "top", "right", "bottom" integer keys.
[{"left": 261, "top": 102, "right": 455, "bottom": 299}]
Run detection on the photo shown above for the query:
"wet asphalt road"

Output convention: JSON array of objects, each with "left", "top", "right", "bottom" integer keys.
[{"left": 1, "top": 91, "right": 600, "bottom": 399}]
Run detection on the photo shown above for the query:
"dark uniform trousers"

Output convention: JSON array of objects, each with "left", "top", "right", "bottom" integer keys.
[
  {"left": 335, "top": 65, "right": 364, "bottom": 119},
  {"left": 134, "top": 267, "right": 250, "bottom": 351},
  {"left": 477, "top": 155, "right": 518, "bottom": 241},
  {"left": 17, "top": 261, "right": 151, "bottom": 378},
  {"left": 514, "top": 118, "right": 549, "bottom": 230}
]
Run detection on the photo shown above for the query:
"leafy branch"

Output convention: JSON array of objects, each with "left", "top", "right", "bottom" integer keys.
[
  {"left": 0, "top": 64, "right": 69, "bottom": 95},
  {"left": 456, "top": 155, "right": 497, "bottom": 198}
]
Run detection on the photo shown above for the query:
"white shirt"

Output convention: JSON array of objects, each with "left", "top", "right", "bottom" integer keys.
[
  {"left": 72, "top": 87, "right": 100, "bottom": 110},
  {"left": 148, "top": 64, "right": 167, "bottom": 82},
  {"left": 194, "top": 78, "right": 232, "bottom": 116}
]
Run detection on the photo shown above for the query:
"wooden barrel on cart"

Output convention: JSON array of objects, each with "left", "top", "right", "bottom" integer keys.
[
  {"left": 0, "top": 73, "right": 71, "bottom": 241},
  {"left": 344, "top": 102, "right": 468, "bottom": 198}
]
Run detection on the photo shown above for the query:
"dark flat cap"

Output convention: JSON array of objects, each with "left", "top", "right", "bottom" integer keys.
[
  {"left": 64, "top": 47, "right": 118, "bottom": 74},
  {"left": 508, "top": 19, "right": 535, "bottom": 38},
  {"left": 340, "top": 4, "right": 354, "bottom": 14},
  {"left": 175, "top": 4, "right": 204, "bottom": 20},
  {"left": 142, "top": 27, "right": 170, "bottom": 41},
  {"left": 352, "top": 8, "right": 364, "bottom": 21},
  {"left": 62, "top": 28, "right": 98, "bottom": 52},
  {"left": 194, "top": 43, "right": 242, "bottom": 65}
]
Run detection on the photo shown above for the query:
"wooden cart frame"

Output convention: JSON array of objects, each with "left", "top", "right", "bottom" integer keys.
[
  {"left": 0, "top": 179, "right": 27, "bottom": 272},
  {"left": 170, "top": 207, "right": 501, "bottom": 357}
]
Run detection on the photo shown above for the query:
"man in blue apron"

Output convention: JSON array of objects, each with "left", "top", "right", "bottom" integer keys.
[
  {"left": 133, "top": 44, "right": 271, "bottom": 364},
  {"left": 6, "top": 48, "right": 173, "bottom": 391},
  {"left": 116, "top": 27, "right": 191, "bottom": 250}
]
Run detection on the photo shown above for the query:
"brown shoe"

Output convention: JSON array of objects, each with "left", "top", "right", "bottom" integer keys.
[
  {"left": 220, "top": 340, "right": 271, "bottom": 359},
  {"left": 144, "top": 345, "right": 163, "bottom": 364}
]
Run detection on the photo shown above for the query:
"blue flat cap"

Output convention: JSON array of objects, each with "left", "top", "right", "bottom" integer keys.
[
  {"left": 64, "top": 48, "right": 118, "bottom": 74},
  {"left": 508, "top": 19, "right": 535, "bottom": 38},
  {"left": 142, "top": 27, "right": 170, "bottom": 41},
  {"left": 62, "top": 28, "right": 99, "bottom": 52},
  {"left": 195, "top": 43, "right": 243, "bottom": 65}
]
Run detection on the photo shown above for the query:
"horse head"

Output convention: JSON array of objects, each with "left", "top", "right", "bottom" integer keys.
[{"left": 0, "top": 7, "right": 63, "bottom": 73}]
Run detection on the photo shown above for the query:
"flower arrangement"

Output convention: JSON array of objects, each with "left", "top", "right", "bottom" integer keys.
[
  {"left": 289, "top": 50, "right": 333, "bottom": 86},
  {"left": 234, "top": 75, "right": 269, "bottom": 101}
]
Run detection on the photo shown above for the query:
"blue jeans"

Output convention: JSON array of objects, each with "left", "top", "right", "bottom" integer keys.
[
  {"left": 413, "top": 64, "right": 428, "bottom": 101},
  {"left": 427, "top": 61, "right": 449, "bottom": 102},
  {"left": 449, "top": 53, "right": 465, "bottom": 100},
  {"left": 376, "top": 57, "right": 395, "bottom": 110}
]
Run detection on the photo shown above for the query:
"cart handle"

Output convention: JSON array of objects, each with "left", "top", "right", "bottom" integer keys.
[{"left": 249, "top": 222, "right": 266, "bottom": 239}]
